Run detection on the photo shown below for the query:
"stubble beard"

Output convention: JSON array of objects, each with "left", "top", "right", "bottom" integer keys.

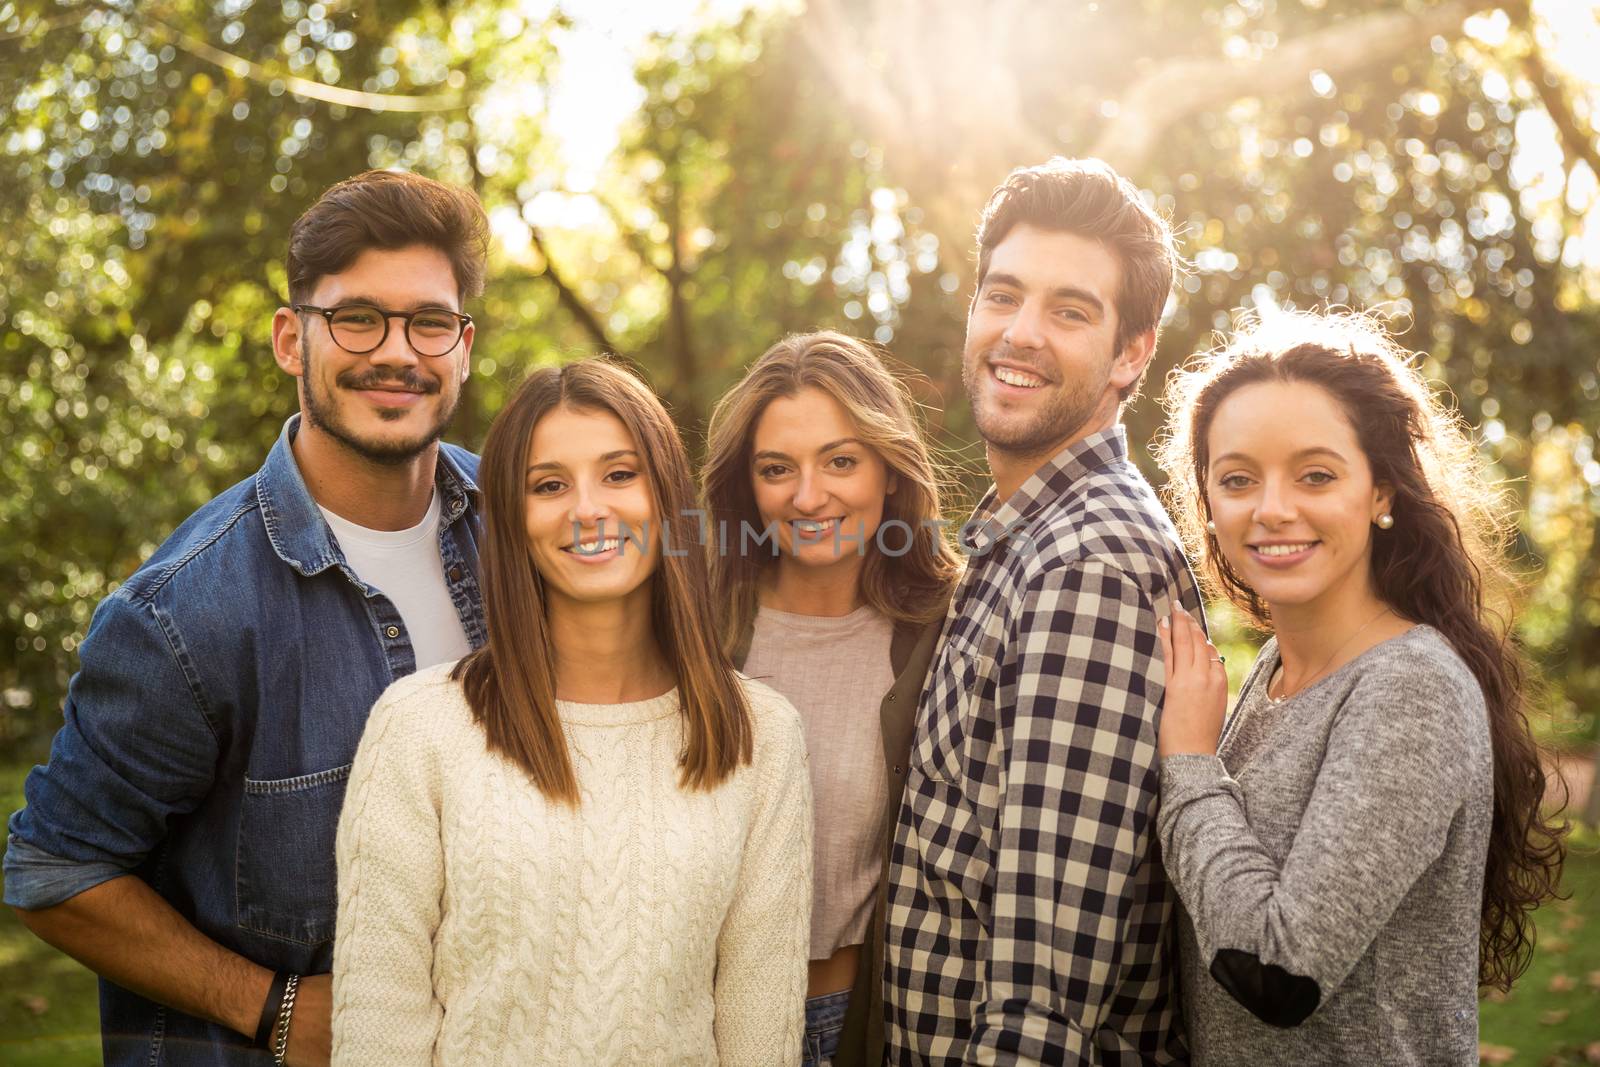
[
  {"left": 300, "top": 337, "right": 460, "bottom": 467},
  {"left": 962, "top": 341, "right": 1112, "bottom": 459}
]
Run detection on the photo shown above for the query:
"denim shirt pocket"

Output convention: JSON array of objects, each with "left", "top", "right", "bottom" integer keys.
[{"left": 236, "top": 763, "right": 352, "bottom": 946}]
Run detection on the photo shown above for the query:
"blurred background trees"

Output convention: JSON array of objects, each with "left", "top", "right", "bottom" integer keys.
[{"left": 3, "top": 0, "right": 1598, "bottom": 777}]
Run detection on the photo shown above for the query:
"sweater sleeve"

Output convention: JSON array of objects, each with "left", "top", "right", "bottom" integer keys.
[
  {"left": 331, "top": 680, "right": 448, "bottom": 1066},
  {"left": 714, "top": 689, "right": 813, "bottom": 1066},
  {"left": 1156, "top": 649, "right": 1478, "bottom": 1026}
]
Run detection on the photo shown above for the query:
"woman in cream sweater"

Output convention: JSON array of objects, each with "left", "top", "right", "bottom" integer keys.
[{"left": 331, "top": 358, "right": 812, "bottom": 1065}]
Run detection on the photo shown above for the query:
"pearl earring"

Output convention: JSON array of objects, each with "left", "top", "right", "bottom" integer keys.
[
  {"left": 1376, "top": 513, "right": 1394, "bottom": 530},
  {"left": 1205, "top": 520, "right": 1217, "bottom": 535}
]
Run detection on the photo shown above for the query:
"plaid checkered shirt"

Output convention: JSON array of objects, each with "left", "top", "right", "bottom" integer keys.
[{"left": 884, "top": 426, "right": 1201, "bottom": 1065}]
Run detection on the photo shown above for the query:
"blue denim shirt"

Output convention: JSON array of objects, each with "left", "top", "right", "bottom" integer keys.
[{"left": 4, "top": 415, "right": 485, "bottom": 1065}]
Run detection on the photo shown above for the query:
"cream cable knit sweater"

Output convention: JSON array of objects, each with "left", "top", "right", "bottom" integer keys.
[{"left": 330, "top": 663, "right": 813, "bottom": 1066}]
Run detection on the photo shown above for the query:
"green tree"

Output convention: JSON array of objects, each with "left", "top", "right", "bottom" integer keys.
[
  {"left": 784, "top": 0, "right": 1600, "bottom": 748},
  {"left": 4, "top": 0, "right": 1599, "bottom": 782},
  {"left": 0, "top": 0, "right": 559, "bottom": 743}
]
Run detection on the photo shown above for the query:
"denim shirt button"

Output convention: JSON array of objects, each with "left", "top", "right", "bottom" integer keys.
[
  {"left": 385, "top": 625, "right": 400, "bottom": 639},
  {"left": 447, "top": 565, "right": 463, "bottom": 582}
]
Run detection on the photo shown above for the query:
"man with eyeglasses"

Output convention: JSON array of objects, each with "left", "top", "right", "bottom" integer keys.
[{"left": 5, "top": 170, "right": 488, "bottom": 1067}]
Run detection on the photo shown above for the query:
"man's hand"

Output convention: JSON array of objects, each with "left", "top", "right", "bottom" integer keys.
[
  {"left": 1157, "top": 610, "right": 1229, "bottom": 757},
  {"left": 282, "top": 972, "right": 332, "bottom": 1067},
  {"left": 14, "top": 877, "right": 288, "bottom": 1052}
]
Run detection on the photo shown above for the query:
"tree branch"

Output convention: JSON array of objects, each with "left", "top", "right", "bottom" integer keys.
[
  {"left": 662, "top": 170, "right": 701, "bottom": 430},
  {"left": 799, "top": 0, "right": 1492, "bottom": 269},
  {"left": 1089, "top": 0, "right": 1484, "bottom": 172},
  {"left": 795, "top": 0, "right": 1050, "bottom": 284},
  {"left": 527, "top": 227, "right": 618, "bottom": 354},
  {"left": 0, "top": 8, "right": 85, "bottom": 43},
  {"left": 593, "top": 193, "right": 672, "bottom": 282},
  {"left": 1518, "top": 24, "right": 1600, "bottom": 191},
  {"left": 121, "top": 2, "right": 466, "bottom": 112},
  {"left": 798, "top": 0, "right": 910, "bottom": 141}
]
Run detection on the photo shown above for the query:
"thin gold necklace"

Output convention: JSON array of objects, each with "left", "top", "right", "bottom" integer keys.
[{"left": 1267, "top": 605, "right": 1394, "bottom": 704}]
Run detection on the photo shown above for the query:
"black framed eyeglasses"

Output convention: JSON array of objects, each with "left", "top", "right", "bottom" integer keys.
[{"left": 293, "top": 303, "right": 472, "bottom": 357}]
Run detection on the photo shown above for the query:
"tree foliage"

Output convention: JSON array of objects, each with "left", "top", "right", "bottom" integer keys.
[{"left": 2, "top": 0, "right": 1598, "bottom": 752}]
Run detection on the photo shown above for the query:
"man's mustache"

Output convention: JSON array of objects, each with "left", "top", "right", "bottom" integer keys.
[
  {"left": 335, "top": 368, "right": 440, "bottom": 394},
  {"left": 983, "top": 343, "right": 1056, "bottom": 383}
]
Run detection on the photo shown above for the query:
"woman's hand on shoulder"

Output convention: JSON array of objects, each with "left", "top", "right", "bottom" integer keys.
[{"left": 1156, "top": 609, "right": 1230, "bottom": 758}]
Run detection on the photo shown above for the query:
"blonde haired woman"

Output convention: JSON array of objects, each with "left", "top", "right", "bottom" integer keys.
[
  {"left": 333, "top": 358, "right": 812, "bottom": 1065},
  {"left": 702, "top": 331, "right": 960, "bottom": 1067}
]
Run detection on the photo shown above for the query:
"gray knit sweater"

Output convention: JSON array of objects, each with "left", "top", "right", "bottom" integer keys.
[{"left": 1158, "top": 625, "right": 1492, "bottom": 1066}]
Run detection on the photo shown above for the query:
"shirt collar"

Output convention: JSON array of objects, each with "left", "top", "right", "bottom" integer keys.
[
  {"left": 963, "top": 425, "right": 1130, "bottom": 554},
  {"left": 256, "top": 413, "right": 479, "bottom": 576}
]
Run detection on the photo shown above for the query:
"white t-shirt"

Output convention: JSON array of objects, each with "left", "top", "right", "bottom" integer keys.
[{"left": 319, "top": 491, "right": 473, "bottom": 669}]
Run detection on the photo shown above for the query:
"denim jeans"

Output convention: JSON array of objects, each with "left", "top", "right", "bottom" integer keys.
[{"left": 803, "top": 988, "right": 851, "bottom": 1067}]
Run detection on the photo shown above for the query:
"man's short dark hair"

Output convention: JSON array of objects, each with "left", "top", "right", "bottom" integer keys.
[
  {"left": 975, "top": 157, "right": 1177, "bottom": 401},
  {"left": 287, "top": 169, "right": 490, "bottom": 306}
]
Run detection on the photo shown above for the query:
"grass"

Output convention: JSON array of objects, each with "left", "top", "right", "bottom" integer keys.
[
  {"left": 1, "top": 760, "right": 1596, "bottom": 1064},
  {"left": 1, "top": 752, "right": 101, "bottom": 1067},
  {"left": 1479, "top": 830, "right": 1600, "bottom": 1064}
]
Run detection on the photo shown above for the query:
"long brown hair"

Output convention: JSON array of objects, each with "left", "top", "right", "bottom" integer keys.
[
  {"left": 1155, "top": 309, "right": 1566, "bottom": 990},
  {"left": 702, "top": 331, "right": 961, "bottom": 652},
  {"left": 452, "top": 358, "right": 753, "bottom": 805}
]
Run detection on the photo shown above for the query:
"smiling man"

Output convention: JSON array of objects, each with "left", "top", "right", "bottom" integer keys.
[
  {"left": 882, "top": 158, "right": 1202, "bottom": 1065},
  {"left": 4, "top": 171, "right": 488, "bottom": 1067}
]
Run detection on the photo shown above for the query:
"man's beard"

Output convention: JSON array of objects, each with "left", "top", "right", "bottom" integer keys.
[
  {"left": 962, "top": 342, "right": 1111, "bottom": 457},
  {"left": 301, "top": 338, "right": 459, "bottom": 466}
]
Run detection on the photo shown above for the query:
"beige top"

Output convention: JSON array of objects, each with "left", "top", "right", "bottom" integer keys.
[
  {"left": 331, "top": 663, "right": 812, "bottom": 1066},
  {"left": 744, "top": 604, "right": 895, "bottom": 961}
]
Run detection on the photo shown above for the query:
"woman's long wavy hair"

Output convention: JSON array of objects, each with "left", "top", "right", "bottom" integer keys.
[
  {"left": 1155, "top": 309, "right": 1565, "bottom": 991},
  {"left": 452, "top": 358, "right": 752, "bottom": 805},
  {"left": 702, "top": 331, "right": 962, "bottom": 653}
]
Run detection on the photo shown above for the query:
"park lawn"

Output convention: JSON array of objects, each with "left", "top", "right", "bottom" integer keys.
[
  {"left": 1, "top": 753, "right": 100, "bottom": 1066},
  {"left": 1479, "top": 832, "right": 1600, "bottom": 1065},
  {"left": 0, "top": 755, "right": 1596, "bottom": 1065}
]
